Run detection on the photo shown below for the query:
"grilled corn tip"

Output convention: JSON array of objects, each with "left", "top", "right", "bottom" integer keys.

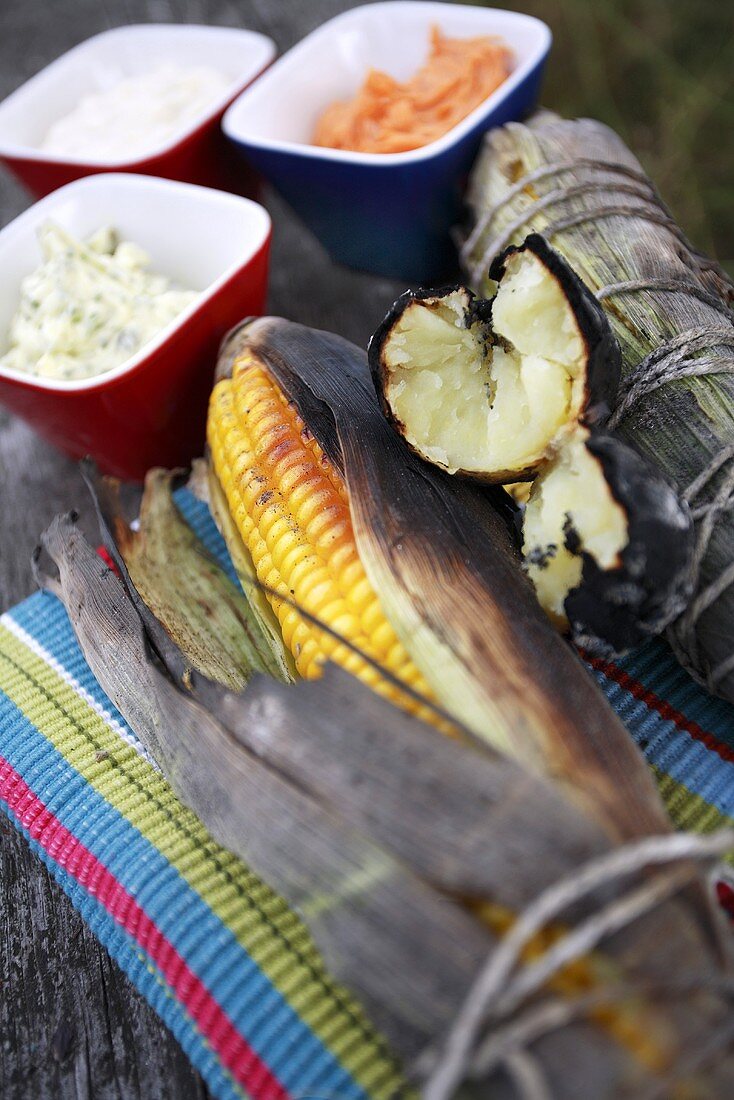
[{"left": 207, "top": 351, "right": 441, "bottom": 724}]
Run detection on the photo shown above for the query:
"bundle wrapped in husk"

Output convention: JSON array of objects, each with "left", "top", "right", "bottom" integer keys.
[
  {"left": 33, "top": 315, "right": 734, "bottom": 1098},
  {"left": 461, "top": 111, "right": 734, "bottom": 703}
]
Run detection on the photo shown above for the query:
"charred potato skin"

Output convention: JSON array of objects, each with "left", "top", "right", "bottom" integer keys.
[
  {"left": 369, "top": 284, "right": 560, "bottom": 483},
  {"left": 565, "top": 432, "right": 695, "bottom": 656},
  {"left": 370, "top": 236, "right": 622, "bottom": 483},
  {"left": 488, "top": 233, "right": 621, "bottom": 428},
  {"left": 368, "top": 283, "right": 472, "bottom": 454}
]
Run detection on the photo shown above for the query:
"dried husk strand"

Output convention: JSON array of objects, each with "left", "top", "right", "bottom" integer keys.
[
  {"left": 82, "top": 462, "right": 296, "bottom": 687},
  {"left": 461, "top": 111, "right": 734, "bottom": 703},
  {"left": 35, "top": 513, "right": 734, "bottom": 1097}
]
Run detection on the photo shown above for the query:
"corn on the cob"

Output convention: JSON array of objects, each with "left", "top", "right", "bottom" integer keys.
[
  {"left": 473, "top": 901, "right": 670, "bottom": 1074},
  {"left": 208, "top": 350, "right": 440, "bottom": 725}
]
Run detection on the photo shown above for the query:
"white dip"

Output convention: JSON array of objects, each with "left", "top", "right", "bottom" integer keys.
[
  {"left": 40, "top": 63, "right": 229, "bottom": 161},
  {"left": 0, "top": 222, "right": 198, "bottom": 381}
]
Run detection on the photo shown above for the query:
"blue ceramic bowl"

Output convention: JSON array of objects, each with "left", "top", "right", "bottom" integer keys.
[{"left": 223, "top": 2, "right": 551, "bottom": 281}]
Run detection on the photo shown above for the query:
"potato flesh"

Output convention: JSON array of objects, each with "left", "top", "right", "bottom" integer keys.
[
  {"left": 523, "top": 434, "right": 628, "bottom": 621},
  {"left": 385, "top": 254, "right": 585, "bottom": 477},
  {"left": 492, "top": 250, "right": 585, "bottom": 366}
]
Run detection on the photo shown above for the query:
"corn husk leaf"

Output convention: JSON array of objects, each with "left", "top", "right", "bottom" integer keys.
[
  {"left": 191, "top": 667, "right": 609, "bottom": 907},
  {"left": 222, "top": 318, "right": 672, "bottom": 848},
  {"left": 35, "top": 513, "right": 496, "bottom": 1064},
  {"left": 35, "top": 511, "right": 734, "bottom": 1097},
  {"left": 462, "top": 112, "right": 734, "bottom": 703},
  {"left": 82, "top": 461, "right": 296, "bottom": 687},
  {"left": 81, "top": 463, "right": 612, "bottom": 908},
  {"left": 36, "top": 512, "right": 650, "bottom": 1097}
]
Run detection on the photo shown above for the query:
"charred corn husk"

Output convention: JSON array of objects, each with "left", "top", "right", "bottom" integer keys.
[
  {"left": 208, "top": 351, "right": 441, "bottom": 726},
  {"left": 210, "top": 316, "right": 682, "bottom": 851},
  {"left": 463, "top": 112, "right": 734, "bottom": 703}
]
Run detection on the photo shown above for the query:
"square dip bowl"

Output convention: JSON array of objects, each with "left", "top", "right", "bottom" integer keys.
[
  {"left": 223, "top": 2, "right": 551, "bottom": 280},
  {"left": 0, "top": 24, "right": 276, "bottom": 198},
  {"left": 0, "top": 173, "right": 271, "bottom": 480}
]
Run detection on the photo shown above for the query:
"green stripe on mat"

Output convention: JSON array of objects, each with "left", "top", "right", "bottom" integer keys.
[{"left": 652, "top": 765, "right": 734, "bottom": 836}]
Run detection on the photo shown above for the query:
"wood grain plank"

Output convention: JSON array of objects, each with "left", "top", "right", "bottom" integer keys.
[{"left": 0, "top": 817, "right": 210, "bottom": 1100}]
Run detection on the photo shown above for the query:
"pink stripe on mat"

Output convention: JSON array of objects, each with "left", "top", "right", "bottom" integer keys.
[{"left": 0, "top": 754, "right": 290, "bottom": 1100}]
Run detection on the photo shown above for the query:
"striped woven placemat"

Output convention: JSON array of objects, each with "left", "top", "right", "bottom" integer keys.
[{"left": 1, "top": 490, "right": 733, "bottom": 1099}]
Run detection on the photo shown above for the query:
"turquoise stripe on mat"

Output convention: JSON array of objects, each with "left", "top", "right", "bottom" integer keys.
[
  {"left": 618, "top": 638, "right": 734, "bottom": 749},
  {"left": 587, "top": 666, "right": 734, "bottom": 818},
  {"left": 9, "top": 595, "right": 141, "bottom": 745}
]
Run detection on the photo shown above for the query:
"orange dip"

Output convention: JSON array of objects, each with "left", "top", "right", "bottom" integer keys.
[{"left": 313, "top": 26, "right": 513, "bottom": 154}]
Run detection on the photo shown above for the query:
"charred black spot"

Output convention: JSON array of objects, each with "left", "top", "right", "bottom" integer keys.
[
  {"left": 562, "top": 513, "right": 583, "bottom": 555},
  {"left": 466, "top": 295, "right": 494, "bottom": 328},
  {"left": 527, "top": 543, "right": 557, "bottom": 569},
  {"left": 566, "top": 432, "right": 694, "bottom": 654}
]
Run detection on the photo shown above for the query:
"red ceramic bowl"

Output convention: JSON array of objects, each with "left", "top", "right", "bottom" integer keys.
[
  {"left": 0, "top": 174, "right": 271, "bottom": 481},
  {"left": 0, "top": 24, "right": 275, "bottom": 199}
]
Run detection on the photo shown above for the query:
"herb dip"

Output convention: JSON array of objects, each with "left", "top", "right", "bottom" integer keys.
[{"left": 0, "top": 222, "right": 198, "bottom": 381}]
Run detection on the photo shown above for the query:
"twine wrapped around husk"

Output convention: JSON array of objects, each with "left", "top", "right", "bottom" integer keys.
[{"left": 461, "top": 111, "right": 734, "bottom": 703}]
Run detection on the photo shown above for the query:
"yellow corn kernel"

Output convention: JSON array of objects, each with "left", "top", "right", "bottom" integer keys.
[
  {"left": 208, "top": 353, "right": 441, "bottom": 725},
  {"left": 474, "top": 901, "right": 672, "bottom": 1075}
]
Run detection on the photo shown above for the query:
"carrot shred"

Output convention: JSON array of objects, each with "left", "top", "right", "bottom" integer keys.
[{"left": 313, "top": 26, "right": 513, "bottom": 154}]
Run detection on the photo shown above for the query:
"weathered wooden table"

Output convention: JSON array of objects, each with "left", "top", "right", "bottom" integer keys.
[{"left": 0, "top": 2, "right": 409, "bottom": 1095}]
